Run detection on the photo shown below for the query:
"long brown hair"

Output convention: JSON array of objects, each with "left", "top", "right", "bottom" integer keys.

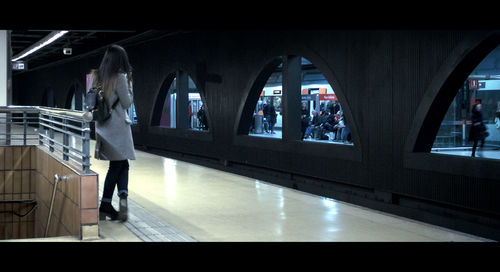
[{"left": 91, "top": 44, "right": 132, "bottom": 99}]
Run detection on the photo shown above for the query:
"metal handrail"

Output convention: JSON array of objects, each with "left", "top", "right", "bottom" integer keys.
[
  {"left": 45, "top": 174, "right": 67, "bottom": 237},
  {"left": 0, "top": 105, "right": 92, "bottom": 174}
]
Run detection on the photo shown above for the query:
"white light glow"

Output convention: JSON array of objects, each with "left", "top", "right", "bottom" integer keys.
[
  {"left": 162, "top": 157, "right": 177, "bottom": 198},
  {"left": 12, "top": 31, "right": 69, "bottom": 61}
]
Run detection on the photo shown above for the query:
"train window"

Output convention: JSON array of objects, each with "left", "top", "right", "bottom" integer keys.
[
  {"left": 431, "top": 44, "right": 500, "bottom": 159},
  {"left": 300, "top": 57, "right": 352, "bottom": 145},
  {"left": 248, "top": 57, "right": 284, "bottom": 139}
]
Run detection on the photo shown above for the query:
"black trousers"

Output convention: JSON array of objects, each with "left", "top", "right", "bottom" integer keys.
[
  {"left": 101, "top": 160, "right": 129, "bottom": 203},
  {"left": 472, "top": 138, "right": 485, "bottom": 157}
]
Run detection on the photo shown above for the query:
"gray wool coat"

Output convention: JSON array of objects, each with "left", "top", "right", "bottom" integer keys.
[{"left": 94, "top": 73, "right": 136, "bottom": 161}]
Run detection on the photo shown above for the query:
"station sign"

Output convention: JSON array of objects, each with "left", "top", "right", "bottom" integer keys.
[
  {"left": 301, "top": 94, "right": 314, "bottom": 101},
  {"left": 319, "top": 94, "right": 337, "bottom": 101},
  {"left": 188, "top": 93, "right": 201, "bottom": 100},
  {"left": 12, "top": 61, "right": 26, "bottom": 71}
]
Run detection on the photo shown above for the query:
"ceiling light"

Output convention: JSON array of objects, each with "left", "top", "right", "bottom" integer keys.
[{"left": 12, "top": 30, "right": 69, "bottom": 61}]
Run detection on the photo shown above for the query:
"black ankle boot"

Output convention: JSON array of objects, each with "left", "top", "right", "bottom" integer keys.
[
  {"left": 118, "top": 195, "right": 128, "bottom": 222},
  {"left": 99, "top": 202, "right": 119, "bottom": 220}
]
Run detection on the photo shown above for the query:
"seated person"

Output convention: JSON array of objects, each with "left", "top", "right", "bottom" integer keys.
[
  {"left": 321, "top": 112, "right": 340, "bottom": 133},
  {"left": 340, "top": 125, "right": 351, "bottom": 142},
  {"left": 316, "top": 111, "right": 330, "bottom": 140},
  {"left": 304, "top": 110, "right": 322, "bottom": 139}
]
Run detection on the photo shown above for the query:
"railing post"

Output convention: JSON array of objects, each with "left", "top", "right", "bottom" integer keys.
[
  {"left": 82, "top": 121, "right": 90, "bottom": 174},
  {"left": 23, "top": 112, "right": 27, "bottom": 145},
  {"left": 6, "top": 112, "right": 11, "bottom": 145},
  {"left": 49, "top": 115, "right": 54, "bottom": 153},
  {"left": 62, "top": 118, "right": 69, "bottom": 161},
  {"left": 38, "top": 112, "right": 43, "bottom": 145}
]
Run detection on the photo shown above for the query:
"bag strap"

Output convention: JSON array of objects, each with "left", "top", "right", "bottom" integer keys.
[
  {"left": 95, "top": 82, "right": 120, "bottom": 111},
  {"left": 110, "top": 97, "right": 119, "bottom": 109}
]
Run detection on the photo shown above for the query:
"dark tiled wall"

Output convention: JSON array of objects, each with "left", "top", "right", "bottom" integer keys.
[{"left": 11, "top": 30, "right": 500, "bottom": 240}]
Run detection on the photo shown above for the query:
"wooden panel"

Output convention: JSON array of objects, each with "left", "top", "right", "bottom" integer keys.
[
  {"left": 4, "top": 147, "right": 12, "bottom": 170},
  {"left": 4, "top": 171, "right": 13, "bottom": 194},
  {"left": 13, "top": 147, "right": 22, "bottom": 170},
  {"left": 31, "top": 146, "right": 97, "bottom": 239},
  {"left": 21, "top": 146, "right": 31, "bottom": 169},
  {"left": 12, "top": 171, "right": 21, "bottom": 195},
  {"left": 0, "top": 147, "right": 4, "bottom": 170},
  {"left": 0, "top": 146, "right": 37, "bottom": 239},
  {"left": 0, "top": 171, "right": 4, "bottom": 196}
]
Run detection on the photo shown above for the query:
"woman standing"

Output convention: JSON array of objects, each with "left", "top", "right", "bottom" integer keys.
[
  {"left": 469, "top": 103, "right": 488, "bottom": 157},
  {"left": 91, "top": 45, "right": 135, "bottom": 221}
]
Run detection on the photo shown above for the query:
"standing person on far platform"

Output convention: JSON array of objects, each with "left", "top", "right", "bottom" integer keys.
[
  {"left": 91, "top": 44, "right": 136, "bottom": 222},
  {"left": 469, "top": 102, "right": 488, "bottom": 157},
  {"left": 264, "top": 99, "right": 277, "bottom": 134}
]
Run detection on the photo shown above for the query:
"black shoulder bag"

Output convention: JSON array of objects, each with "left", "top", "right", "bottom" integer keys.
[{"left": 85, "top": 85, "right": 119, "bottom": 122}]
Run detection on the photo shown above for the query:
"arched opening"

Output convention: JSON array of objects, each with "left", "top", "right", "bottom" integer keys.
[
  {"left": 239, "top": 56, "right": 353, "bottom": 145},
  {"left": 238, "top": 57, "right": 283, "bottom": 137},
  {"left": 151, "top": 70, "right": 208, "bottom": 130},
  {"left": 432, "top": 43, "right": 500, "bottom": 159},
  {"left": 41, "top": 87, "right": 56, "bottom": 107},
  {"left": 65, "top": 82, "right": 84, "bottom": 110},
  {"left": 188, "top": 76, "right": 208, "bottom": 131},
  {"left": 246, "top": 57, "right": 283, "bottom": 138},
  {"left": 300, "top": 57, "right": 352, "bottom": 144},
  {"left": 407, "top": 33, "right": 500, "bottom": 160}
]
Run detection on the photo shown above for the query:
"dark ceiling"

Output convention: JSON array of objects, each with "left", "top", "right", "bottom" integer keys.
[{"left": 10, "top": 30, "right": 149, "bottom": 73}]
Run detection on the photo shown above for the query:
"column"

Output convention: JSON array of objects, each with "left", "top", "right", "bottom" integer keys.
[
  {"left": 176, "top": 70, "right": 189, "bottom": 129},
  {"left": 282, "top": 55, "right": 302, "bottom": 141},
  {"left": 0, "top": 30, "right": 10, "bottom": 106},
  {"left": 0, "top": 30, "right": 11, "bottom": 145}
]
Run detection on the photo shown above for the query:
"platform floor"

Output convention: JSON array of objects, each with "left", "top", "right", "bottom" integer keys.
[
  {"left": 1, "top": 130, "right": 493, "bottom": 242},
  {"left": 432, "top": 148, "right": 500, "bottom": 159},
  {"left": 87, "top": 141, "right": 492, "bottom": 242}
]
